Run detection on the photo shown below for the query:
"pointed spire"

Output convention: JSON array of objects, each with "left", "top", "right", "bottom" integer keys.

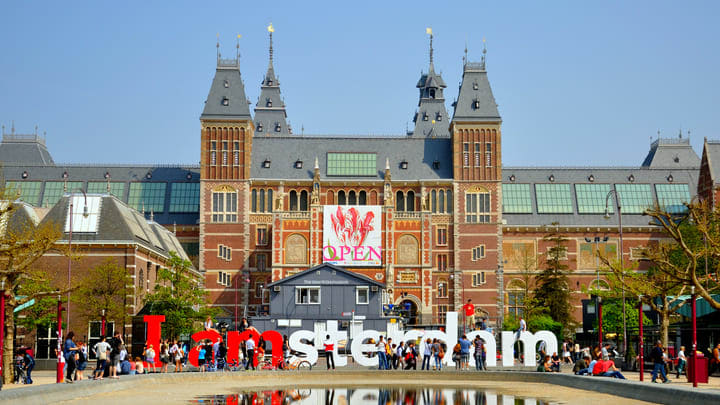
[
  {"left": 463, "top": 41, "right": 468, "bottom": 66},
  {"left": 236, "top": 34, "right": 241, "bottom": 61},
  {"left": 216, "top": 33, "right": 220, "bottom": 61}
]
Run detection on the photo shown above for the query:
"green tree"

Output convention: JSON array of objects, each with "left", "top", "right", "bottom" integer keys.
[
  {"left": 533, "top": 224, "right": 575, "bottom": 336},
  {"left": 74, "top": 258, "right": 130, "bottom": 336},
  {"left": 144, "top": 252, "right": 215, "bottom": 338}
]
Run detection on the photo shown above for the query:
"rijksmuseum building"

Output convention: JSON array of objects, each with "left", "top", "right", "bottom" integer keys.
[{"left": 3, "top": 32, "right": 718, "bottom": 343}]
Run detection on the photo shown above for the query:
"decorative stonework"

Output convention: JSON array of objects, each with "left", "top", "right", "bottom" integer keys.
[
  {"left": 249, "top": 214, "right": 273, "bottom": 223},
  {"left": 285, "top": 234, "right": 308, "bottom": 264},
  {"left": 397, "top": 270, "right": 418, "bottom": 283},
  {"left": 397, "top": 234, "right": 419, "bottom": 265}
]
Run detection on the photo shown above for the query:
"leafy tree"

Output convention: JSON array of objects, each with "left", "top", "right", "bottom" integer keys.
[
  {"left": 509, "top": 244, "right": 543, "bottom": 322},
  {"left": 74, "top": 258, "right": 130, "bottom": 335},
  {"left": 533, "top": 224, "right": 575, "bottom": 336},
  {"left": 144, "top": 252, "right": 216, "bottom": 339},
  {"left": 0, "top": 199, "right": 67, "bottom": 384}
]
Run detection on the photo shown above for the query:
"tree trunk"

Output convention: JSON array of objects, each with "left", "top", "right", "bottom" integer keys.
[
  {"left": 660, "top": 310, "right": 670, "bottom": 349},
  {"left": 3, "top": 299, "right": 16, "bottom": 385}
]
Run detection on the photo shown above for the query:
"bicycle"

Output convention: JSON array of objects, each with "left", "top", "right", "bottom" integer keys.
[
  {"left": 224, "top": 358, "right": 243, "bottom": 372},
  {"left": 284, "top": 356, "right": 312, "bottom": 371}
]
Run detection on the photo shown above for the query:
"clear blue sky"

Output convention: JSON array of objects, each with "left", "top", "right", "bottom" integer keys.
[{"left": 1, "top": 1, "right": 717, "bottom": 166}]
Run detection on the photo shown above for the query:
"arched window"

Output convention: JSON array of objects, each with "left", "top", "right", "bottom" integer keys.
[
  {"left": 439, "top": 190, "right": 445, "bottom": 213},
  {"left": 259, "top": 189, "right": 265, "bottom": 213},
  {"left": 349, "top": 190, "right": 357, "bottom": 205},
  {"left": 396, "top": 191, "right": 405, "bottom": 211},
  {"left": 370, "top": 190, "right": 377, "bottom": 205},
  {"left": 359, "top": 191, "right": 367, "bottom": 205},
  {"left": 338, "top": 190, "right": 346, "bottom": 205},
  {"left": 507, "top": 279, "right": 526, "bottom": 318},
  {"left": 431, "top": 190, "right": 437, "bottom": 213},
  {"left": 300, "top": 190, "right": 308, "bottom": 211},
  {"left": 327, "top": 190, "right": 334, "bottom": 205},
  {"left": 267, "top": 189, "right": 273, "bottom": 212},
  {"left": 446, "top": 190, "right": 452, "bottom": 213},
  {"left": 289, "top": 190, "right": 298, "bottom": 211},
  {"left": 406, "top": 191, "right": 415, "bottom": 212},
  {"left": 251, "top": 189, "right": 257, "bottom": 212}
]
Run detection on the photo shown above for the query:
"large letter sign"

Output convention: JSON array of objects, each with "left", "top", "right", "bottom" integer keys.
[
  {"left": 142, "top": 312, "right": 557, "bottom": 368},
  {"left": 323, "top": 206, "right": 382, "bottom": 266}
]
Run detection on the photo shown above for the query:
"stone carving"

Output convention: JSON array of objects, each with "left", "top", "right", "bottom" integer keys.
[
  {"left": 285, "top": 234, "right": 307, "bottom": 264},
  {"left": 397, "top": 234, "right": 419, "bottom": 265}
]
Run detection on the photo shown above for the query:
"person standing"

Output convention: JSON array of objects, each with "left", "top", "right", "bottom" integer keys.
[
  {"left": 711, "top": 343, "right": 720, "bottom": 377},
  {"left": 650, "top": 341, "right": 670, "bottom": 383},
  {"left": 376, "top": 336, "right": 387, "bottom": 370},
  {"left": 421, "top": 339, "right": 432, "bottom": 370},
  {"left": 395, "top": 342, "right": 405, "bottom": 370},
  {"left": 92, "top": 336, "right": 111, "bottom": 380},
  {"left": 245, "top": 334, "right": 256, "bottom": 370},
  {"left": 462, "top": 299, "right": 475, "bottom": 330},
  {"left": 323, "top": 334, "right": 335, "bottom": 370},
  {"left": 432, "top": 339, "right": 443, "bottom": 371},
  {"left": 109, "top": 331, "right": 123, "bottom": 379},
  {"left": 63, "top": 331, "right": 79, "bottom": 383},
  {"left": 459, "top": 334, "right": 471, "bottom": 370},
  {"left": 144, "top": 344, "right": 156, "bottom": 373},
  {"left": 473, "top": 336, "right": 485, "bottom": 371},
  {"left": 76, "top": 341, "right": 88, "bottom": 380},
  {"left": 22, "top": 349, "right": 35, "bottom": 384},
  {"left": 403, "top": 342, "right": 418, "bottom": 370}
]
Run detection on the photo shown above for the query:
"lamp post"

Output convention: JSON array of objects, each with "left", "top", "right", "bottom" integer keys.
[
  {"left": 1, "top": 279, "right": 5, "bottom": 388},
  {"left": 598, "top": 296, "right": 603, "bottom": 346},
  {"left": 604, "top": 189, "right": 626, "bottom": 355},
  {"left": 585, "top": 235, "right": 609, "bottom": 346},
  {"left": 691, "top": 285, "right": 697, "bottom": 388},
  {"left": 56, "top": 295, "right": 64, "bottom": 383},
  {"left": 66, "top": 190, "right": 88, "bottom": 334},
  {"left": 101, "top": 309, "right": 106, "bottom": 338},
  {"left": 638, "top": 295, "right": 644, "bottom": 381}
]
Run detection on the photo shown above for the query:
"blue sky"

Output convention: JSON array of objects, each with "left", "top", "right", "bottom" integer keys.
[{"left": 1, "top": 1, "right": 717, "bottom": 166}]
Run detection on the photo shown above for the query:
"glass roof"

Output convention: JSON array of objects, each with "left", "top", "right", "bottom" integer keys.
[
  {"left": 655, "top": 184, "right": 690, "bottom": 214},
  {"left": 6, "top": 181, "right": 42, "bottom": 206},
  {"left": 615, "top": 184, "right": 654, "bottom": 214},
  {"left": 327, "top": 153, "right": 376, "bottom": 176},
  {"left": 169, "top": 182, "right": 200, "bottom": 213},
  {"left": 575, "top": 184, "right": 614, "bottom": 214},
  {"left": 128, "top": 182, "right": 166, "bottom": 213},
  {"left": 502, "top": 184, "right": 532, "bottom": 214},
  {"left": 43, "top": 182, "right": 83, "bottom": 207},
  {"left": 87, "top": 181, "right": 125, "bottom": 200},
  {"left": 535, "top": 184, "right": 573, "bottom": 214}
]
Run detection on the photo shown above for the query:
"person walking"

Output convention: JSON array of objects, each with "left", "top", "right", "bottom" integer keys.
[
  {"left": 675, "top": 346, "right": 686, "bottom": 378},
  {"left": 323, "top": 334, "right": 335, "bottom": 370},
  {"left": 63, "top": 331, "right": 79, "bottom": 383},
  {"left": 421, "top": 339, "right": 432, "bottom": 370},
  {"left": 650, "top": 341, "right": 670, "bottom": 383}
]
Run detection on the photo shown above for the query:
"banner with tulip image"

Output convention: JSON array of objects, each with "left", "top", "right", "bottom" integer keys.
[{"left": 323, "top": 205, "right": 382, "bottom": 266}]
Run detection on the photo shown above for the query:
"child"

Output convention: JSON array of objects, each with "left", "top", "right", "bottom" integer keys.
[
  {"left": 144, "top": 344, "right": 157, "bottom": 373},
  {"left": 135, "top": 357, "right": 145, "bottom": 374}
]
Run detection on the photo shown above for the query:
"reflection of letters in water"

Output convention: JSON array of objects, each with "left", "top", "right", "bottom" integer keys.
[
  {"left": 144, "top": 313, "right": 558, "bottom": 369},
  {"left": 199, "top": 388, "right": 540, "bottom": 405}
]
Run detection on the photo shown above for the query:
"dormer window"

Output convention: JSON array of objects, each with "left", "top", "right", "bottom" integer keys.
[
  {"left": 267, "top": 79, "right": 273, "bottom": 86},
  {"left": 222, "top": 97, "right": 229, "bottom": 106},
  {"left": 400, "top": 161, "right": 408, "bottom": 170},
  {"left": 257, "top": 123, "right": 263, "bottom": 132},
  {"left": 432, "top": 160, "right": 440, "bottom": 170},
  {"left": 266, "top": 98, "right": 272, "bottom": 107},
  {"left": 224, "top": 80, "right": 229, "bottom": 88},
  {"left": 262, "top": 159, "right": 271, "bottom": 168},
  {"left": 473, "top": 99, "right": 480, "bottom": 109},
  {"left": 472, "top": 82, "right": 478, "bottom": 90},
  {"left": 429, "top": 89, "right": 436, "bottom": 98},
  {"left": 294, "top": 160, "right": 303, "bottom": 169},
  {"left": 275, "top": 123, "right": 281, "bottom": 132},
  {"left": 436, "top": 113, "right": 442, "bottom": 121},
  {"left": 422, "top": 113, "right": 429, "bottom": 121}
]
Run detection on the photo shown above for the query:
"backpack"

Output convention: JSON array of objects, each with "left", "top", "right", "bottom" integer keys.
[{"left": 78, "top": 349, "right": 86, "bottom": 363}]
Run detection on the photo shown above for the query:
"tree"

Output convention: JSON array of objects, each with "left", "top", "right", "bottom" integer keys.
[
  {"left": 74, "top": 259, "right": 130, "bottom": 335},
  {"left": 144, "top": 252, "right": 215, "bottom": 339},
  {"left": 533, "top": 224, "right": 575, "bottom": 336},
  {"left": 0, "top": 200, "right": 67, "bottom": 384},
  {"left": 643, "top": 201, "right": 720, "bottom": 309}
]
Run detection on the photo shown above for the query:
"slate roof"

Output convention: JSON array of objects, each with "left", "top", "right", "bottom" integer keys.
[
  {"left": 200, "top": 58, "right": 252, "bottom": 121},
  {"left": 412, "top": 62, "right": 450, "bottom": 138},
  {"left": 253, "top": 35, "right": 291, "bottom": 136},
  {"left": 267, "top": 263, "right": 385, "bottom": 288},
  {"left": 641, "top": 137, "right": 700, "bottom": 168},
  {"left": 0, "top": 201, "right": 41, "bottom": 237},
  {"left": 250, "top": 136, "right": 453, "bottom": 181},
  {"left": 452, "top": 62, "right": 501, "bottom": 122},
  {"left": 703, "top": 139, "right": 720, "bottom": 183},
  {"left": 501, "top": 166, "right": 699, "bottom": 227},
  {"left": 0, "top": 163, "right": 200, "bottom": 226},
  {"left": 39, "top": 194, "right": 193, "bottom": 264},
  {"left": 0, "top": 134, "right": 54, "bottom": 166}
]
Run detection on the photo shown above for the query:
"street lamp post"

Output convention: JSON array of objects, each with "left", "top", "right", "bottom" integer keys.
[
  {"left": 598, "top": 296, "right": 603, "bottom": 346},
  {"left": 101, "top": 309, "right": 106, "bottom": 338},
  {"left": 56, "top": 296, "right": 64, "bottom": 383},
  {"left": 0, "top": 280, "right": 5, "bottom": 388},
  {"left": 585, "top": 235, "right": 609, "bottom": 346},
  {"left": 691, "top": 285, "right": 697, "bottom": 388},
  {"left": 604, "top": 190, "right": 627, "bottom": 355},
  {"left": 66, "top": 190, "right": 88, "bottom": 334},
  {"left": 638, "top": 295, "right": 644, "bottom": 381}
]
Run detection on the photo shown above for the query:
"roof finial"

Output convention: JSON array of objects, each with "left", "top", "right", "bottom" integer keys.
[
  {"left": 426, "top": 27, "right": 434, "bottom": 67},
  {"left": 463, "top": 40, "right": 468, "bottom": 66},
  {"left": 314, "top": 157, "right": 319, "bottom": 170},
  {"left": 150, "top": 209, "right": 154, "bottom": 222},
  {"left": 173, "top": 221, "right": 177, "bottom": 235},
  {"left": 481, "top": 37, "right": 487, "bottom": 70},
  {"left": 216, "top": 33, "right": 220, "bottom": 61},
  {"left": 268, "top": 23, "right": 274, "bottom": 65},
  {"left": 236, "top": 34, "right": 241, "bottom": 61},
  {"left": 679, "top": 128, "right": 682, "bottom": 139},
  {"left": 385, "top": 158, "right": 390, "bottom": 171}
]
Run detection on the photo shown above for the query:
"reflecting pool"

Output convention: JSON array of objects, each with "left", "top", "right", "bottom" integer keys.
[{"left": 192, "top": 388, "right": 551, "bottom": 405}]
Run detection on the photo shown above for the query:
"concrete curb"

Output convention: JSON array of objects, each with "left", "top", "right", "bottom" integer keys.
[{"left": 1, "top": 370, "right": 719, "bottom": 405}]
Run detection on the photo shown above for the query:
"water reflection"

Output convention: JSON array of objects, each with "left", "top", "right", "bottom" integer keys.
[{"left": 191, "top": 388, "right": 548, "bottom": 405}]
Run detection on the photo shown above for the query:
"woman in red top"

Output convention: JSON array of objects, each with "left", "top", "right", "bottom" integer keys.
[{"left": 323, "top": 335, "right": 335, "bottom": 370}]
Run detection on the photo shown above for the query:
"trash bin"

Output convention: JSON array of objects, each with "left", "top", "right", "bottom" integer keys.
[{"left": 687, "top": 354, "right": 709, "bottom": 384}]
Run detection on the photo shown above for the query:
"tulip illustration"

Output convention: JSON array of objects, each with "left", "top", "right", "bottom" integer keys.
[{"left": 330, "top": 206, "right": 375, "bottom": 247}]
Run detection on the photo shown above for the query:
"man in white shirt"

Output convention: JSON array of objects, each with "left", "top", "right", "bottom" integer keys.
[
  {"left": 376, "top": 336, "right": 387, "bottom": 370},
  {"left": 245, "top": 334, "right": 256, "bottom": 370},
  {"left": 92, "top": 337, "right": 111, "bottom": 380}
]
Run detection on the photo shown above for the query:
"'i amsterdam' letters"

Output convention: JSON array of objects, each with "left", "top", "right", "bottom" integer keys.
[{"left": 143, "top": 313, "right": 558, "bottom": 368}]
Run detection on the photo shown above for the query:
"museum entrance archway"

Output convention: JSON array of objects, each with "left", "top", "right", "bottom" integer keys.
[{"left": 399, "top": 299, "right": 418, "bottom": 325}]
